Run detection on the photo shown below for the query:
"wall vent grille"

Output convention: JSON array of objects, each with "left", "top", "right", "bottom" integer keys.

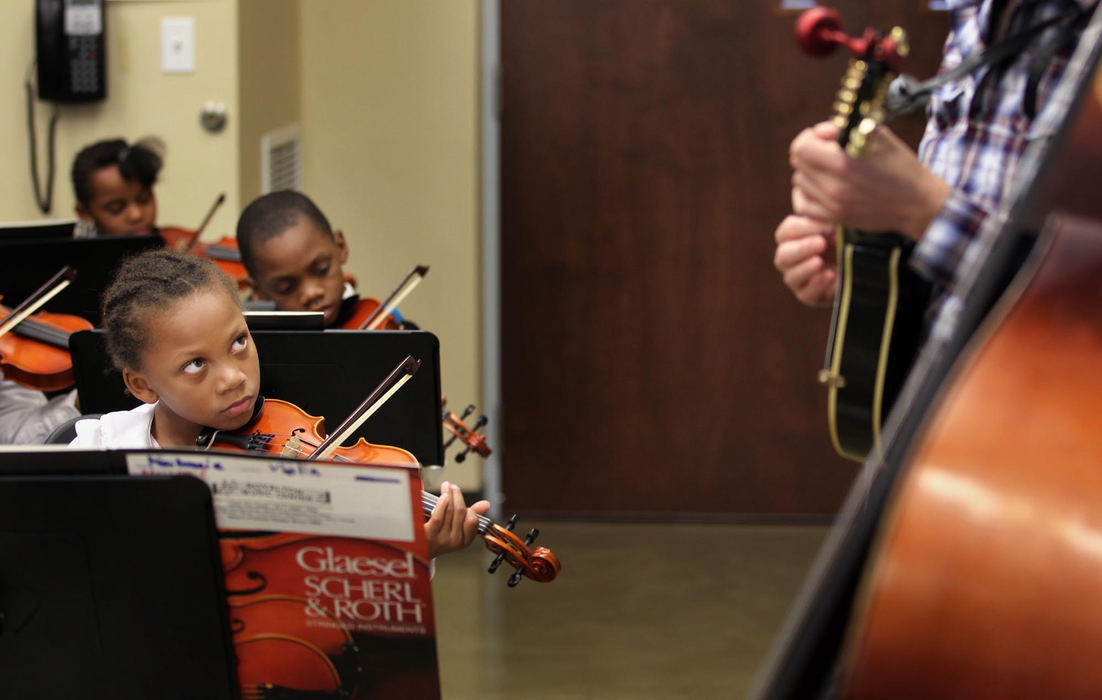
[{"left": 261, "top": 125, "right": 302, "bottom": 193}]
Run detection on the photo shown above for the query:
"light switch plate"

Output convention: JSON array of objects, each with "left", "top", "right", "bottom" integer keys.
[{"left": 162, "top": 17, "right": 195, "bottom": 74}]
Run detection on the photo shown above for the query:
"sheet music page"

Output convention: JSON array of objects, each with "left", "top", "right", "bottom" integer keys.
[{"left": 126, "top": 451, "right": 415, "bottom": 541}]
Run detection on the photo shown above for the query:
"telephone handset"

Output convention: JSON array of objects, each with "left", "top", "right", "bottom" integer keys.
[{"left": 35, "top": 0, "right": 106, "bottom": 102}]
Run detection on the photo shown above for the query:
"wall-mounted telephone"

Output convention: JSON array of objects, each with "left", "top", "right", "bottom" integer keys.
[{"left": 35, "top": 0, "right": 106, "bottom": 102}]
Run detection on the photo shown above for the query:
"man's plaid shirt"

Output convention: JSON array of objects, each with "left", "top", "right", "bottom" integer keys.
[{"left": 911, "top": 0, "right": 1092, "bottom": 291}]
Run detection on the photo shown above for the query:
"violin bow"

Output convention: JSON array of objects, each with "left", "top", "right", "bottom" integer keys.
[
  {"left": 181, "top": 192, "right": 227, "bottom": 253},
  {"left": 357, "top": 265, "right": 430, "bottom": 330},
  {"left": 306, "top": 355, "right": 422, "bottom": 460},
  {"left": 0, "top": 266, "right": 77, "bottom": 340}
]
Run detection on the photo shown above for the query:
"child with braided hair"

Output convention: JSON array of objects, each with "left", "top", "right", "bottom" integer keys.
[
  {"left": 71, "top": 137, "right": 163, "bottom": 238},
  {"left": 70, "top": 249, "right": 257, "bottom": 447},
  {"left": 70, "top": 249, "right": 487, "bottom": 556}
]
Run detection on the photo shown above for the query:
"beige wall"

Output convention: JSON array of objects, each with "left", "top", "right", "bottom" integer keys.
[
  {"left": 238, "top": 0, "right": 300, "bottom": 206},
  {"left": 300, "top": 1, "right": 482, "bottom": 489},
  {"left": 0, "top": 0, "right": 240, "bottom": 236}
]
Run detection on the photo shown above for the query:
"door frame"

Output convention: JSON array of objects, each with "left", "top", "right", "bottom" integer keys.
[{"left": 480, "top": 0, "right": 504, "bottom": 520}]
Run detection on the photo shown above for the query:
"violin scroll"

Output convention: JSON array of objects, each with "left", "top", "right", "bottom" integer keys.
[
  {"left": 442, "top": 400, "right": 492, "bottom": 463},
  {"left": 419, "top": 491, "right": 560, "bottom": 587},
  {"left": 483, "top": 514, "right": 561, "bottom": 587}
]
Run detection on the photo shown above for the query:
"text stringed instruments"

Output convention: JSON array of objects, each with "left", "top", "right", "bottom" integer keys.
[
  {"left": 0, "top": 266, "right": 93, "bottom": 391},
  {"left": 797, "top": 7, "right": 933, "bottom": 461},
  {"left": 197, "top": 356, "right": 559, "bottom": 587}
]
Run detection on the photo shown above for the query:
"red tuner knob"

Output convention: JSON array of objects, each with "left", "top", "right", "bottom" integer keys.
[{"left": 795, "top": 6, "right": 844, "bottom": 56}]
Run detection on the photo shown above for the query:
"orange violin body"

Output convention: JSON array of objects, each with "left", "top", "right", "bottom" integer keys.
[
  {"left": 0, "top": 301, "right": 92, "bottom": 392},
  {"left": 235, "top": 635, "right": 343, "bottom": 696},
  {"left": 200, "top": 396, "right": 560, "bottom": 587},
  {"left": 159, "top": 226, "right": 249, "bottom": 290},
  {"left": 229, "top": 595, "right": 357, "bottom": 657},
  {"left": 229, "top": 594, "right": 362, "bottom": 698},
  {"left": 337, "top": 297, "right": 403, "bottom": 331},
  {"left": 208, "top": 397, "right": 418, "bottom": 465}
]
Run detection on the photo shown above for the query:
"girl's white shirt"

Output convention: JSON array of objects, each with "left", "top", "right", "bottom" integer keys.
[{"left": 69, "top": 402, "right": 158, "bottom": 448}]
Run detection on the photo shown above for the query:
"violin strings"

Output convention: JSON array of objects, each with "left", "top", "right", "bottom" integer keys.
[
  {"left": 11, "top": 315, "right": 71, "bottom": 348},
  {"left": 420, "top": 491, "right": 494, "bottom": 532},
  {"left": 240, "top": 433, "right": 395, "bottom": 466},
  {"left": 241, "top": 433, "right": 317, "bottom": 456}
]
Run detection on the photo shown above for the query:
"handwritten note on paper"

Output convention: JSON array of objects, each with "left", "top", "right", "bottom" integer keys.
[{"left": 126, "top": 451, "right": 414, "bottom": 541}]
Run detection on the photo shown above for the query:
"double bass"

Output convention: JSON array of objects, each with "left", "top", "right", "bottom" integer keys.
[{"left": 753, "top": 7, "right": 1102, "bottom": 697}]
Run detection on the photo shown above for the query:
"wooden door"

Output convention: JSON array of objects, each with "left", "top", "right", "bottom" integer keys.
[{"left": 500, "top": 1, "right": 947, "bottom": 518}]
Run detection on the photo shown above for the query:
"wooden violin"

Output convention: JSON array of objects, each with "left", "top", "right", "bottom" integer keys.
[
  {"left": 337, "top": 265, "right": 428, "bottom": 331},
  {"left": 0, "top": 267, "right": 92, "bottom": 391},
  {"left": 230, "top": 595, "right": 360, "bottom": 699},
  {"left": 158, "top": 193, "right": 250, "bottom": 289},
  {"left": 442, "top": 398, "right": 492, "bottom": 463},
  {"left": 197, "top": 356, "right": 560, "bottom": 586},
  {"left": 219, "top": 532, "right": 432, "bottom": 698}
]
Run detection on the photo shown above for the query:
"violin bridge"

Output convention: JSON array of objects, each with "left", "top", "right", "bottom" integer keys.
[{"left": 282, "top": 434, "right": 303, "bottom": 459}]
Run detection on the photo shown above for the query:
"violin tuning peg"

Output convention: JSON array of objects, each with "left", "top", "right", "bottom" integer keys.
[
  {"left": 505, "top": 514, "right": 519, "bottom": 532},
  {"left": 473, "top": 414, "right": 489, "bottom": 430},
  {"left": 461, "top": 403, "right": 476, "bottom": 419},
  {"left": 455, "top": 447, "right": 470, "bottom": 463},
  {"left": 488, "top": 551, "right": 507, "bottom": 574},
  {"left": 443, "top": 433, "right": 459, "bottom": 449},
  {"left": 507, "top": 569, "right": 524, "bottom": 587},
  {"left": 524, "top": 528, "right": 540, "bottom": 546}
]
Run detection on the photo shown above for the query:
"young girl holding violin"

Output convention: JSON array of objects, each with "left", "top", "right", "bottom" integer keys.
[
  {"left": 235, "top": 190, "right": 416, "bottom": 329},
  {"left": 71, "top": 137, "right": 163, "bottom": 238},
  {"left": 69, "top": 249, "right": 485, "bottom": 556},
  {"left": 71, "top": 138, "right": 249, "bottom": 288}
]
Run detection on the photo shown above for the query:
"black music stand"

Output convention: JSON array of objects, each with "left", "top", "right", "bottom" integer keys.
[
  {"left": 69, "top": 329, "right": 445, "bottom": 465},
  {"left": 0, "top": 469, "right": 238, "bottom": 699},
  {"left": 242, "top": 310, "right": 325, "bottom": 330},
  {"left": 0, "top": 219, "right": 77, "bottom": 242},
  {"left": 0, "top": 233, "right": 163, "bottom": 325}
]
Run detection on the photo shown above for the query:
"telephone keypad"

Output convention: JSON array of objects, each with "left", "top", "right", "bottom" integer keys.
[{"left": 67, "top": 35, "right": 101, "bottom": 94}]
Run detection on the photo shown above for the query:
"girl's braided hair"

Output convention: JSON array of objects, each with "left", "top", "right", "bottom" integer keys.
[
  {"left": 101, "top": 249, "right": 240, "bottom": 371},
  {"left": 72, "top": 137, "right": 164, "bottom": 205}
]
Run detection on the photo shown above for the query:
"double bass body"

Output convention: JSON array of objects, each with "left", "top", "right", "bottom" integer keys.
[{"left": 841, "top": 213, "right": 1102, "bottom": 697}]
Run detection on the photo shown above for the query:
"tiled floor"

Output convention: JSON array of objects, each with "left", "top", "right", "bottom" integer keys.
[{"left": 432, "top": 522, "right": 827, "bottom": 699}]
